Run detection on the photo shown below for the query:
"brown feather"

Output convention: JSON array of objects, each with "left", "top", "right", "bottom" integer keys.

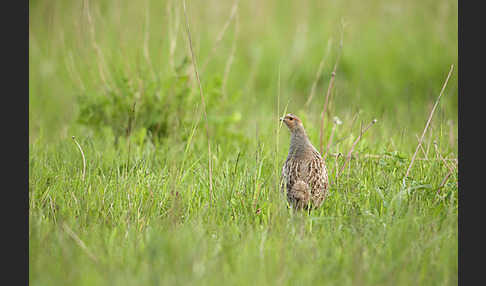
[{"left": 281, "top": 113, "right": 328, "bottom": 210}]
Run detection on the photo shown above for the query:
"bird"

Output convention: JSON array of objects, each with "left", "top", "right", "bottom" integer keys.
[{"left": 280, "top": 113, "right": 329, "bottom": 210}]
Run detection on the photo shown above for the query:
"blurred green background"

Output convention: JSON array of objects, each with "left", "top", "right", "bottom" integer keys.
[{"left": 29, "top": 0, "right": 457, "bottom": 151}]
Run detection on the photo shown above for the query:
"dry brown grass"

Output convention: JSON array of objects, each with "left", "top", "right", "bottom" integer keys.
[
  {"left": 404, "top": 64, "right": 454, "bottom": 180},
  {"left": 182, "top": 0, "right": 214, "bottom": 199}
]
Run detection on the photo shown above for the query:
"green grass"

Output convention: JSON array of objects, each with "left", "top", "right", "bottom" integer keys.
[{"left": 29, "top": 0, "right": 457, "bottom": 285}]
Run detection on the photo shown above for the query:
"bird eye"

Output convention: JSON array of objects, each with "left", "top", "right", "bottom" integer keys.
[{"left": 289, "top": 117, "right": 293, "bottom": 121}]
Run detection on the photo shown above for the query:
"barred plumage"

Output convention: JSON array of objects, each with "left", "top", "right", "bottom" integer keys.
[{"left": 280, "top": 113, "right": 328, "bottom": 210}]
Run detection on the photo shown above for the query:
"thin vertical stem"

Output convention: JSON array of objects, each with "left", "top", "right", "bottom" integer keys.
[
  {"left": 72, "top": 136, "right": 86, "bottom": 181},
  {"left": 182, "top": 0, "right": 213, "bottom": 200},
  {"left": 404, "top": 64, "right": 454, "bottom": 180}
]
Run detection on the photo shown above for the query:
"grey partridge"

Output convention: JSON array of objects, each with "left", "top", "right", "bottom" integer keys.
[{"left": 280, "top": 113, "right": 329, "bottom": 210}]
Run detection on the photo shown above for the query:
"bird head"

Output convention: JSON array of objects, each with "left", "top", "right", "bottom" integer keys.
[{"left": 280, "top": 113, "right": 304, "bottom": 132}]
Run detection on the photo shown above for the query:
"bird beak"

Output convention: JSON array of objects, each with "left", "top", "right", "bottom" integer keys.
[{"left": 279, "top": 117, "right": 284, "bottom": 121}]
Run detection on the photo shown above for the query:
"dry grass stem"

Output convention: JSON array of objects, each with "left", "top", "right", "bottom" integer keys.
[
  {"left": 72, "top": 136, "right": 86, "bottom": 181},
  {"left": 319, "top": 68, "right": 337, "bottom": 154},
  {"left": 415, "top": 134, "right": 428, "bottom": 159},
  {"left": 201, "top": 0, "right": 239, "bottom": 71},
  {"left": 333, "top": 111, "right": 361, "bottom": 146},
  {"left": 126, "top": 102, "right": 137, "bottom": 172},
  {"left": 324, "top": 124, "right": 337, "bottom": 160},
  {"left": 305, "top": 39, "right": 333, "bottom": 107},
  {"left": 62, "top": 222, "right": 98, "bottom": 263},
  {"left": 319, "top": 23, "right": 345, "bottom": 154},
  {"left": 433, "top": 141, "right": 456, "bottom": 173},
  {"left": 126, "top": 102, "right": 137, "bottom": 137},
  {"left": 404, "top": 64, "right": 454, "bottom": 180},
  {"left": 436, "top": 171, "right": 453, "bottom": 194},
  {"left": 433, "top": 141, "right": 455, "bottom": 194},
  {"left": 337, "top": 119, "right": 377, "bottom": 178},
  {"left": 222, "top": 12, "right": 239, "bottom": 97},
  {"left": 167, "top": 0, "right": 180, "bottom": 71},
  {"left": 324, "top": 116, "right": 342, "bottom": 160},
  {"left": 425, "top": 125, "right": 434, "bottom": 158},
  {"left": 177, "top": 102, "right": 202, "bottom": 183},
  {"left": 182, "top": 0, "right": 214, "bottom": 198},
  {"left": 333, "top": 152, "right": 343, "bottom": 183},
  {"left": 328, "top": 153, "right": 457, "bottom": 162},
  {"left": 84, "top": 0, "right": 111, "bottom": 88}
]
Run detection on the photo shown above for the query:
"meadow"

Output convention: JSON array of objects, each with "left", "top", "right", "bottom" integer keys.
[{"left": 29, "top": 0, "right": 458, "bottom": 285}]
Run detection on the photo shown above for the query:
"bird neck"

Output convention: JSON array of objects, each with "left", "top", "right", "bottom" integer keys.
[{"left": 289, "top": 127, "right": 313, "bottom": 156}]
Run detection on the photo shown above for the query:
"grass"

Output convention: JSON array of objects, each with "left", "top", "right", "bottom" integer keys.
[{"left": 29, "top": 0, "right": 458, "bottom": 285}]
